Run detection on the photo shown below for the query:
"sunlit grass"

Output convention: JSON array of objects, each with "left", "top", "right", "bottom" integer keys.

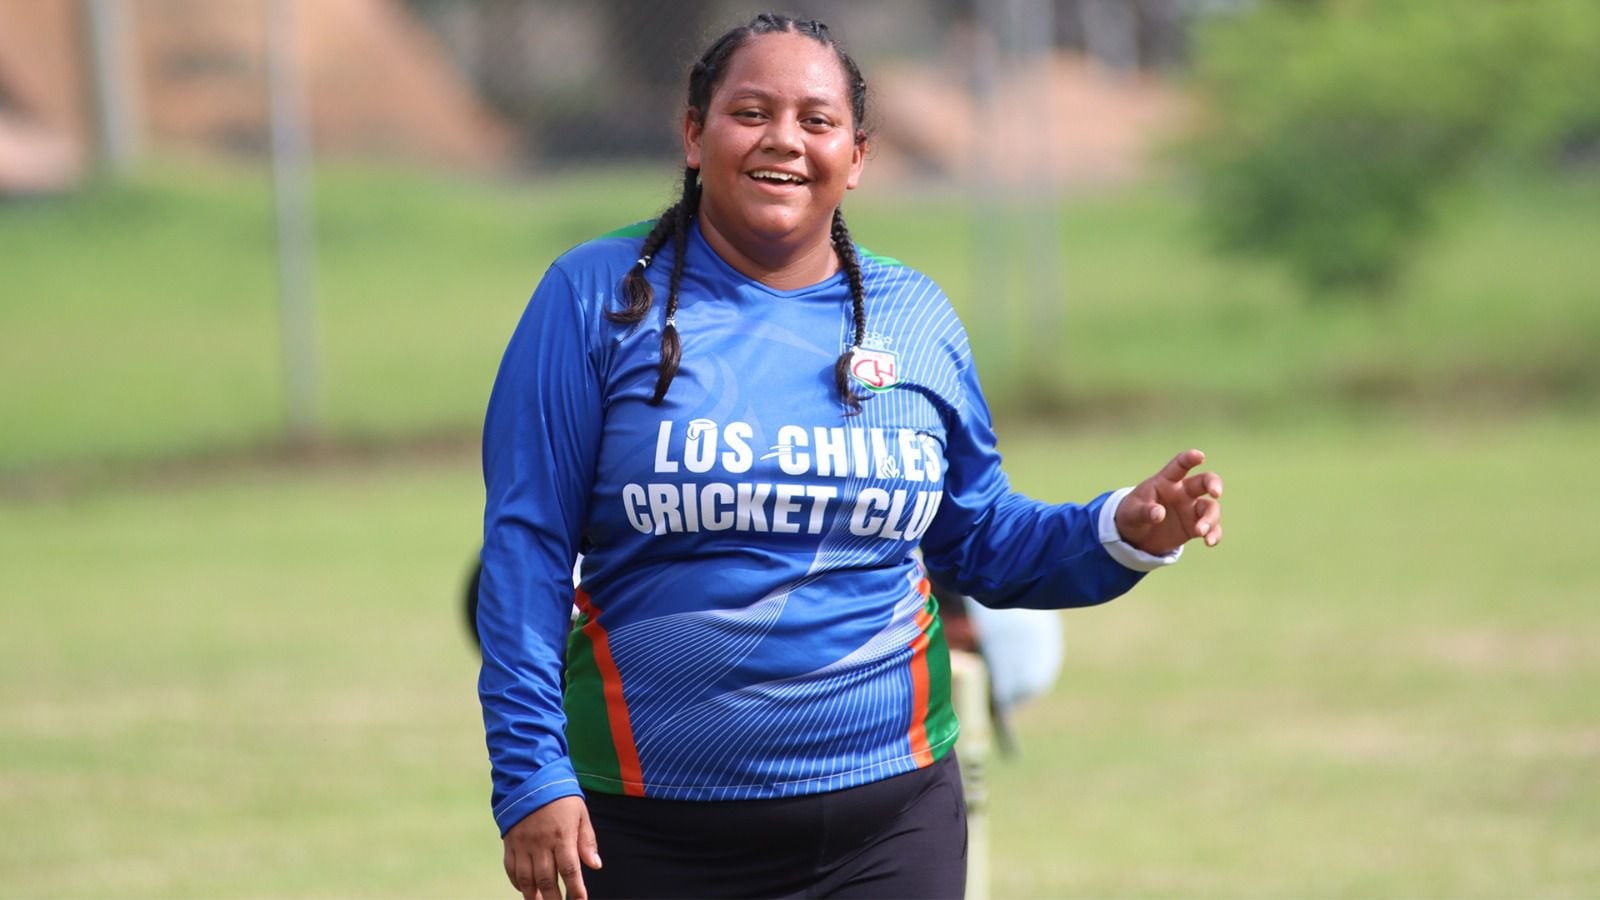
[{"left": 2, "top": 416, "right": 1596, "bottom": 896}]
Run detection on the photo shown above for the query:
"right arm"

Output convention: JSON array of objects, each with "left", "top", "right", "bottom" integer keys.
[{"left": 479, "top": 265, "right": 605, "bottom": 897}]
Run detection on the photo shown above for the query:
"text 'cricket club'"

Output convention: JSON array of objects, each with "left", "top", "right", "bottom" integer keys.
[{"left": 620, "top": 418, "right": 944, "bottom": 540}]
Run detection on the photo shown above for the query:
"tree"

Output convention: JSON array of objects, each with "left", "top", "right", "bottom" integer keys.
[{"left": 1183, "top": 0, "right": 1600, "bottom": 295}]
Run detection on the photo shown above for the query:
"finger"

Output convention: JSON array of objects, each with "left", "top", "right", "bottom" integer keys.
[
  {"left": 1154, "top": 449, "right": 1205, "bottom": 485},
  {"left": 579, "top": 809, "right": 602, "bottom": 870},
  {"left": 510, "top": 850, "right": 537, "bottom": 900},
  {"left": 533, "top": 852, "right": 560, "bottom": 900},
  {"left": 1192, "top": 497, "right": 1220, "bottom": 538},
  {"left": 556, "top": 845, "right": 589, "bottom": 900},
  {"left": 1182, "top": 471, "right": 1223, "bottom": 499},
  {"left": 1144, "top": 500, "right": 1167, "bottom": 526},
  {"left": 1204, "top": 520, "right": 1223, "bottom": 547}
]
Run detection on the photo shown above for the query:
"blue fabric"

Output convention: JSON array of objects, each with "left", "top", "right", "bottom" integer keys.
[{"left": 478, "top": 221, "right": 1144, "bottom": 834}]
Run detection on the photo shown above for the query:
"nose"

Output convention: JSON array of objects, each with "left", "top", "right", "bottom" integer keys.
[{"left": 759, "top": 114, "right": 803, "bottom": 156}]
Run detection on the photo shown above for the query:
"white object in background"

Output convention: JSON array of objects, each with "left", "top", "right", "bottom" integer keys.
[{"left": 963, "top": 600, "right": 1064, "bottom": 712}]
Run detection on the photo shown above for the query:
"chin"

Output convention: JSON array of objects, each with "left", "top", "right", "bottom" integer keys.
[{"left": 742, "top": 214, "right": 810, "bottom": 242}]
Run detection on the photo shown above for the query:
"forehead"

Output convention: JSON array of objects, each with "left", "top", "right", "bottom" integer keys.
[{"left": 714, "top": 31, "right": 851, "bottom": 106}]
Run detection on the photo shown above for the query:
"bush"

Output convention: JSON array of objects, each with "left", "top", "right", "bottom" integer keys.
[{"left": 1183, "top": 0, "right": 1600, "bottom": 295}]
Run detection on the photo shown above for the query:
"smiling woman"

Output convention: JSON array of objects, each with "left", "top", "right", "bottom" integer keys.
[
  {"left": 685, "top": 29, "right": 866, "bottom": 286},
  {"left": 603, "top": 17, "right": 873, "bottom": 412},
  {"left": 476, "top": 12, "right": 1225, "bottom": 900}
]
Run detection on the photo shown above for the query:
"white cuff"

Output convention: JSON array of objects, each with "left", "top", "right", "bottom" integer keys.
[{"left": 1097, "top": 487, "right": 1183, "bottom": 572}]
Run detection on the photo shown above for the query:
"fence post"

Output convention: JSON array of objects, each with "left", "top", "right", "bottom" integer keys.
[
  {"left": 970, "top": 0, "right": 1064, "bottom": 400},
  {"left": 264, "top": 0, "right": 319, "bottom": 442},
  {"left": 950, "top": 649, "right": 992, "bottom": 900},
  {"left": 83, "top": 0, "right": 140, "bottom": 173}
]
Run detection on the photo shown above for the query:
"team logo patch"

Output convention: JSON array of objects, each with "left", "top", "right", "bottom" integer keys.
[{"left": 850, "top": 347, "right": 900, "bottom": 392}]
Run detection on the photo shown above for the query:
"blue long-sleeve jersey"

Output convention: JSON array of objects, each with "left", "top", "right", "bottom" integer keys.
[{"left": 478, "top": 220, "right": 1161, "bottom": 835}]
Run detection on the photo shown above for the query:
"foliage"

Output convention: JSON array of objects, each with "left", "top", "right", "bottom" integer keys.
[{"left": 1184, "top": 0, "right": 1600, "bottom": 294}]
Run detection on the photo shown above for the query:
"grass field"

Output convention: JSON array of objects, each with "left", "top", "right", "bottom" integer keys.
[
  {"left": 4, "top": 164, "right": 1598, "bottom": 472},
  {"left": 4, "top": 159, "right": 1596, "bottom": 896},
  {"left": 3, "top": 415, "right": 1595, "bottom": 897}
]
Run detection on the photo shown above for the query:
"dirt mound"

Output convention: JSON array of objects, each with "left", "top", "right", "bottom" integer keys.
[
  {"left": 0, "top": 0, "right": 512, "bottom": 189},
  {"left": 0, "top": 0, "right": 89, "bottom": 190},
  {"left": 134, "top": 0, "right": 512, "bottom": 166},
  {"left": 873, "top": 51, "right": 1190, "bottom": 187}
]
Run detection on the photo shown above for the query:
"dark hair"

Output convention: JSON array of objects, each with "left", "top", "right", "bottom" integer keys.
[{"left": 605, "top": 13, "right": 872, "bottom": 412}]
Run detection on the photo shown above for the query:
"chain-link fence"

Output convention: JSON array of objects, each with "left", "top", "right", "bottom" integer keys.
[
  {"left": 3, "top": 0, "right": 1216, "bottom": 177},
  {"left": 403, "top": 0, "right": 1207, "bottom": 167},
  {"left": 1, "top": 0, "right": 1223, "bottom": 468}
]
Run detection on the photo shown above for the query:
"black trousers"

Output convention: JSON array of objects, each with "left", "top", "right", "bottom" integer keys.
[{"left": 583, "top": 752, "right": 968, "bottom": 899}]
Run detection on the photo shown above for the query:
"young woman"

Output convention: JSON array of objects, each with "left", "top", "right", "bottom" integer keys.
[{"left": 478, "top": 14, "right": 1224, "bottom": 899}]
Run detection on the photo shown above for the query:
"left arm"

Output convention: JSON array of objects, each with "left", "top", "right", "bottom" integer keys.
[{"left": 920, "top": 360, "right": 1222, "bottom": 609}]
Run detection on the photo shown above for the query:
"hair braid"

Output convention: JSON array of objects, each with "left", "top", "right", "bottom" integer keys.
[
  {"left": 606, "top": 210, "right": 679, "bottom": 327},
  {"left": 606, "top": 167, "right": 699, "bottom": 406},
  {"left": 618, "top": 13, "right": 872, "bottom": 408},
  {"left": 652, "top": 168, "right": 699, "bottom": 403},
  {"left": 831, "top": 208, "right": 869, "bottom": 414}
]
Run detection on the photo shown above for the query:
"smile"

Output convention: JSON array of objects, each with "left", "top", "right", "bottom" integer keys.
[{"left": 748, "top": 169, "right": 807, "bottom": 185}]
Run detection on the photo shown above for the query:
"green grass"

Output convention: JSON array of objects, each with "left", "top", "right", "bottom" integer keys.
[
  {"left": 3, "top": 415, "right": 1595, "bottom": 897},
  {"left": 0, "top": 452, "right": 496, "bottom": 897},
  {"left": 4, "top": 162, "right": 1598, "bottom": 473},
  {"left": 0, "top": 162, "right": 679, "bottom": 472},
  {"left": 990, "top": 414, "right": 1599, "bottom": 897}
]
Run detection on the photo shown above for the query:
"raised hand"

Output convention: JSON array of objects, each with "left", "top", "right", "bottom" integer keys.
[{"left": 1114, "top": 449, "right": 1224, "bottom": 557}]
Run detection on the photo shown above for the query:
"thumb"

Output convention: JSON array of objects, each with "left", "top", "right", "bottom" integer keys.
[
  {"left": 579, "top": 809, "right": 602, "bottom": 870},
  {"left": 1144, "top": 501, "right": 1167, "bottom": 525}
]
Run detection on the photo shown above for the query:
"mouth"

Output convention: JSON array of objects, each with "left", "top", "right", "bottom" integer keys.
[{"left": 747, "top": 169, "right": 808, "bottom": 187}]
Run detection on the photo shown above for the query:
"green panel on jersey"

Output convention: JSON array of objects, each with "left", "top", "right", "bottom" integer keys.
[
  {"left": 564, "top": 620, "right": 626, "bottom": 794},
  {"left": 598, "top": 219, "right": 658, "bottom": 239},
  {"left": 857, "top": 245, "right": 906, "bottom": 268},
  {"left": 922, "top": 595, "right": 961, "bottom": 761}
]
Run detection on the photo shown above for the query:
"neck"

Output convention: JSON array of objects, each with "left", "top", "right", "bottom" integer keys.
[{"left": 696, "top": 214, "right": 840, "bottom": 291}]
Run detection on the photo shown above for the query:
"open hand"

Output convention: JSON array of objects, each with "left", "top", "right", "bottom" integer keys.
[
  {"left": 1114, "top": 449, "right": 1224, "bottom": 557},
  {"left": 503, "top": 795, "right": 601, "bottom": 900}
]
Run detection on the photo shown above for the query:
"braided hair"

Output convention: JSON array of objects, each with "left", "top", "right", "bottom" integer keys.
[{"left": 606, "top": 13, "right": 873, "bottom": 412}]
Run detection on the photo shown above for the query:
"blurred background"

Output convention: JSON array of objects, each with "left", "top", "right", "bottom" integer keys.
[{"left": 2, "top": 0, "right": 1596, "bottom": 896}]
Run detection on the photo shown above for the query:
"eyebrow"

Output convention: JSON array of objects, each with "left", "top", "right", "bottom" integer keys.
[{"left": 721, "top": 86, "right": 844, "bottom": 110}]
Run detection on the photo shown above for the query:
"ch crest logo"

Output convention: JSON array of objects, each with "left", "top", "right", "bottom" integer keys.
[{"left": 850, "top": 347, "right": 900, "bottom": 392}]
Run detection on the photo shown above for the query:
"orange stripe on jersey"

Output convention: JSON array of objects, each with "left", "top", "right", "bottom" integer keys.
[
  {"left": 906, "top": 582, "right": 936, "bottom": 768},
  {"left": 574, "top": 588, "right": 646, "bottom": 796}
]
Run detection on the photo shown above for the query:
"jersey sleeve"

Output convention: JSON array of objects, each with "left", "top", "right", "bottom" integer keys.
[
  {"left": 478, "top": 263, "right": 603, "bottom": 835},
  {"left": 919, "top": 345, "right": 1149, "bottom": 610}
]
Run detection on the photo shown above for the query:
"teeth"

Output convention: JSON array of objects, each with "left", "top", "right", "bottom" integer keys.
[{"left": 751, "top": 170, "right": 803, "bottom": 183}]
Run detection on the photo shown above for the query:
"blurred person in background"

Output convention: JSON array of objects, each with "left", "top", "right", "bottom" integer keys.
[
  {"left": 927, "top": 571, "right": 1064, "bottom": 754},
  {"left": 477, "top": 13, "right": 1223, "bottom": 899}
]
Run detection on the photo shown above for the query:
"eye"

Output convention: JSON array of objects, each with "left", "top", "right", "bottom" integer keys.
[{"left": 733, "top": 109, "right": 767, "bottom": 123}]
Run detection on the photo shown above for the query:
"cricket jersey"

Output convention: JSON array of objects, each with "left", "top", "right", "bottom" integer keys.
[{"left": 478, "top": 219, "right": 1175, "bottom": 835}]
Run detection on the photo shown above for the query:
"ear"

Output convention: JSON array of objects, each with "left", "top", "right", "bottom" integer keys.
[
  {"left": 684, "top": 110, "right": 704, "bottom": 171},
  {"left": 846, "top": 131, "right": 867, "bottom": 191}
]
